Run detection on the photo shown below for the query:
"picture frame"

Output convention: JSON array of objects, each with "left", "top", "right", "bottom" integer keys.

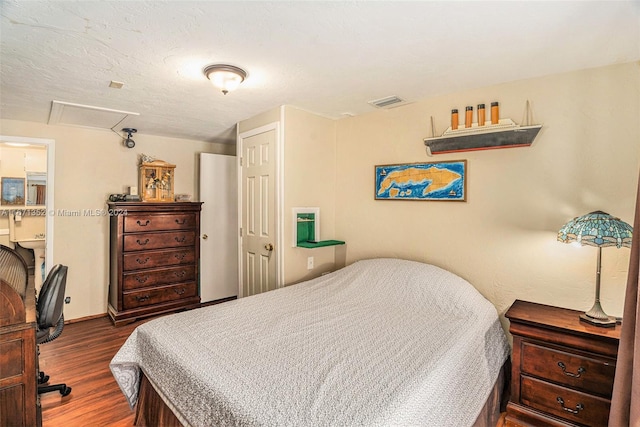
[
  {"left": 374, "top": 160, "right": 466, "bottom": 201},
  {"left": 1, "top": 177, "right": 26, "bottom": 206}
]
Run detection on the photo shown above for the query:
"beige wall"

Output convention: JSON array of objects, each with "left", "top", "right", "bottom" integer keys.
[
  {"left": 334, "top": 61, "right": 640, "bottom": 323},
  {"left": 237, "top": 106, "right": 281, "bottom": 134},
  {"left": 0, "top": 119, "right": 234, "bottom": 320},
  {"left": 282, "top": 106, "right": 338, "bottom": 284}
]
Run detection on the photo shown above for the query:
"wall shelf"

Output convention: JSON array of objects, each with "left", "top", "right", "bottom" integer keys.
[
  {"left": 424, "top": 118, "right": 542, "bottom": 155},
  {"left": 292, "top": 207, "right": 344, "bottom": 249},
  {"left": 297, "top": 239, "right": 345, "bottom": 249}
]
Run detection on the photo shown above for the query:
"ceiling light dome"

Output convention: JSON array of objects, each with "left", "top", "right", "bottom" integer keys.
[{"left": 203, "top": 64, "right": 247, "bottom": 95}]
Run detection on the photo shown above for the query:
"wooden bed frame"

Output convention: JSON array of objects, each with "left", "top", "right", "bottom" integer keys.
[{"left": 133, "top": 360, "right": 510, "bottom": 427}]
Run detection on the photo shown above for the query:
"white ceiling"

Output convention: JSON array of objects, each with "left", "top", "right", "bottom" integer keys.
[{"left": 1, "top": 1, "right": 639, "bottom": 144}]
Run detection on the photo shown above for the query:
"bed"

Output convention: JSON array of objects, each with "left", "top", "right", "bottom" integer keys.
[{"left": 110, "top": 258, "right": 510, "bottom": 426}]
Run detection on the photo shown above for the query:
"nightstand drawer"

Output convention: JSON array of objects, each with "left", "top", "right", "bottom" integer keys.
[
  {"left": 124, "top": 213, "right": 197, "bottom": 232},
  {"left": 521, "top": 341, "right": 616, "bottom": 395},
  {"left": 123, "top": 248, "right": 195, "bottom": 271},
  {"left": 521, "top": 375, "right": 611, "bottom": 427},
  {"left": 123, "top": 231, "right": 196, "bottom": 251},
  {"left": 123, "top": 282, "right": 198, "bottom": 309}
]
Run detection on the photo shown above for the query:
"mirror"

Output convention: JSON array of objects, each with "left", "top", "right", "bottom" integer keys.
[
  {"left": 0, "top": 143, "right": 47, "bottom": 206},
  {"left": 26, "top": 172, "right": 46, "bottom": 206}
]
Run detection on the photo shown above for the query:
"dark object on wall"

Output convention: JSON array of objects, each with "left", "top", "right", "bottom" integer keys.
[{"left": 122, "top": 128, "right": 137, "bottom": 148}]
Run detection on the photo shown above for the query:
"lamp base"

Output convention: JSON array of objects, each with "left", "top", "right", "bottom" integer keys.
[{"left": 579, "top": 312, "right": 617, "bottom": 328}]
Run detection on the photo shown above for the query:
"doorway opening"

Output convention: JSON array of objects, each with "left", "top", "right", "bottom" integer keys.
[{"left": 0, "top": 135, "right": 55, "bottom": 286}]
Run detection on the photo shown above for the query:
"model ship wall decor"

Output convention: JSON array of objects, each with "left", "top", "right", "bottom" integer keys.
[{"left": 424, "top": 101, "right": 542, "bottom": 156}]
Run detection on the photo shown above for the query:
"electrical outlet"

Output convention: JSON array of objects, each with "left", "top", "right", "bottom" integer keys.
[{"left": 307, "top": 256, "right": 314, "bottom": 270}]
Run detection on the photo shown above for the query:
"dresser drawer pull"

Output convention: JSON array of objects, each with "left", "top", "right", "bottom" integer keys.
[
  {"left": 174, "top": 271, "right": 186, "bottom": 278},
  {"left": 135, "top": 275, "right": 149, "bottom": 283},
  {"left": 136, "top": 238, "right": 150, "bottom": 246},
  {"left": 174, "top": 236, "right": 187, "bottom": 243},
  {"left": 135, "top": 295, "right": 150, "bottom": 303},
  {"left": 558, "top": 362, "right": 586, "bottom": 378},
  {"left": 174, "top": 288, "right": 186, "bottom": 295},
  {"left": 174, "top": 253, "right": 186, "bottom": 260},
  {"left": 175, "top": 218, "right": 187, "bottom": 225},
  {"left": 137, "top": 219, "right": 150, "bottom": 226},
  {"left": 556, "top": 397, "right": 584, "bottom": 415},
  {"left": 136, "top": 257, "right": 150, "bottom": 265}
]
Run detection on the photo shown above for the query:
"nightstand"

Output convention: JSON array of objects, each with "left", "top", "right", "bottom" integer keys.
[{"left": 504, "top": 300, "right": 620, "bottom": 427}]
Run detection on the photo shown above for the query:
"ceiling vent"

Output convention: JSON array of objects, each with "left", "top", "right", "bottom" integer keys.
[
  {"left": 368, "top": 95, "right": 406, "bottom": 109},
  {"left": 48, "top": 100, "right": 139, "bottom": 130}
]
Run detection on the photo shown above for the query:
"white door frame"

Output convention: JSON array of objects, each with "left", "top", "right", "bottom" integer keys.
[
  {"left": 236, "top": 121, "right": 284, "bottom": 297},
  {"left": 0, "top": 135, "right": 55, "bottom": 272}
]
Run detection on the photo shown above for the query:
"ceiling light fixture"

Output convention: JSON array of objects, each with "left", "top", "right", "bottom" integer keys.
[{"left": 203, "top": 64, "right": 247, "bottom": 95}]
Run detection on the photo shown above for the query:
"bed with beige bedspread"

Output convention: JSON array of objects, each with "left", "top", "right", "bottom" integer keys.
[{"left": 111, "top": 258, "right": 510, "bottom": 426}]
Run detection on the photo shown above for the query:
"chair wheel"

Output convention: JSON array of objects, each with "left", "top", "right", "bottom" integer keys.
[{"left": 61, "top": 386, "right": 71, "bottom": 397}]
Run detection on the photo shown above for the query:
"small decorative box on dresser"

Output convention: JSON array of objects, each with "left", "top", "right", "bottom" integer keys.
[
  {"left": 108, "top": 202, "right": 203, "bottom": 326},
  {"left": 505, "top": 300, "right": 620, "bottom": 427}
]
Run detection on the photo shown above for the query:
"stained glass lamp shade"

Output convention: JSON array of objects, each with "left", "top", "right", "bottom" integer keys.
[{"left": 557, "top": 211, "right": 633, "bottom": 327}]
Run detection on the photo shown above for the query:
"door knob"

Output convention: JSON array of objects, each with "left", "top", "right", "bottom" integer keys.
[
  {"left": 202, "top": 234, "right": 208, "bottom": 240},
  {"left": 265, "top": 243, "right": 274, "bottom": 251}
]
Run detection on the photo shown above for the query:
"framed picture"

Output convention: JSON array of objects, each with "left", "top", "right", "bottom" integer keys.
[
  {"left": 374, "top": 160, "right": 466, "bottom": 201},
  {"left": 1, "top": 177, "right": 26, "bottom": 206}
]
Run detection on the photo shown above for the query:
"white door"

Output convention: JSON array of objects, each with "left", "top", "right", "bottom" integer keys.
[
  {"left": 199, "top": 153, "right": 238, "bottom": 302},
  {"left": 239, "top": 125, "right": 279, "bottom": 297}
]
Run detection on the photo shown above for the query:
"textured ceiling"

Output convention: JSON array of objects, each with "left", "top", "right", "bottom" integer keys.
[{"left": 1, "top": 1, "right": 639, "bottom": 144}]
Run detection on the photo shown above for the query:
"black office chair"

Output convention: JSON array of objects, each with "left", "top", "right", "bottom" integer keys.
[
  {"left": 0, "top": 244, "right": 29, "bottom": 299},
  {"left": 37, "top": 264, "right": 72, "bottom": 396}
]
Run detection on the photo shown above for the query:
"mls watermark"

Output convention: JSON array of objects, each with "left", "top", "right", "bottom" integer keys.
[
  {"left": 0, "top": 208, "right": 127, "bottom": 217},
  {"left": 55, "top": 209, "right": 128, "bottom": 217}
]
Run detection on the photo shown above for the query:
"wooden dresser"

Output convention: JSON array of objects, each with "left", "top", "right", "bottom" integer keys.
[
  {"left": 108, "top": 202, "right": 203, "bottom": 326},
  {"left": 505, "top": 300, "right": 620, "bottom": 427},
  {"left": 0, "top": 278, "right": 40, "bottom": 426}
]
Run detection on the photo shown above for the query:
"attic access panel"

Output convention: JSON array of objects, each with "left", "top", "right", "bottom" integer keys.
[{"left": 48, "top": 100, "right": 139, "bottom": 130}]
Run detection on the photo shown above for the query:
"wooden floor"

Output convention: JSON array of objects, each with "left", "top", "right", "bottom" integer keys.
[{"left": 39, "top": 315, "right": 151, "bottom": 427}]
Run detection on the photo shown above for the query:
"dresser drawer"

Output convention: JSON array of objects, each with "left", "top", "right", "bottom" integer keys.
[
  {"left": 521, "top": 341, "right": 616, "bottom": 396},
  {"left": 123, "top": 248, "right": 195, "bottom": 271},
  {"left": 123, "top": 231, "right": 196, "bottom": 251},
  {"left": 123, "top": 266, "right": 196, "bottom": 291},
  {"left": 521, "top": 375, "right": 610, "bottom": 427},
  {"left": 124, "top": 213, "right": 197, "bottom": 232},
  {"left": 123, "top": 282, "right": 198, "bottom": 309}
]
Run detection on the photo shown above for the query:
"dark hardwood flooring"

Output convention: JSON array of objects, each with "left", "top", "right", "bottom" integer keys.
[
  {"left": 38, "top": 296, "right": 234, "bottom": 426},
  {"left": 39, "top": 316, "right": 150, "bottom": 427}
]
